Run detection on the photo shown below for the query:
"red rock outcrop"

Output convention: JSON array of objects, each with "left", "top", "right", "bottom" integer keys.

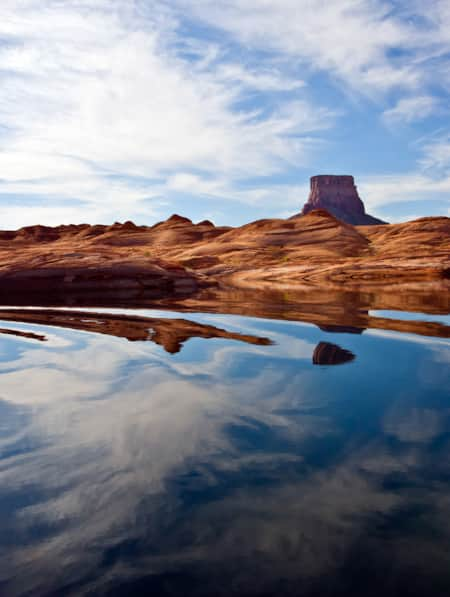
[
  {"left": 0, "top": 211, "right": 448, "bottom": 303},
  {"left": 301, "top": 175, "right": 386, "bottom": 225}
]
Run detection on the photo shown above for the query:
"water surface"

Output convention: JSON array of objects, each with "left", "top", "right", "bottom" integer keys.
[{"left": 0, "top": 306, "right": 449, "bottom": 596}]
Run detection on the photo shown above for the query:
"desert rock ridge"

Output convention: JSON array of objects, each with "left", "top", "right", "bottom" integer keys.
[{"left": 0, "top": 209, "right": 448, "bottom": 298}]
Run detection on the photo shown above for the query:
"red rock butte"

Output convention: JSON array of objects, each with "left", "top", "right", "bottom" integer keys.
[{"left": 301, "top": 175, "right": 386, "bottom": 225}]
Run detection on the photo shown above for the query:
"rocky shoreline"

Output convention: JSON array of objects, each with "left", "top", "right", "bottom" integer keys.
[{"left": 0, "top": 209, "right": 448, "bottom": 300}]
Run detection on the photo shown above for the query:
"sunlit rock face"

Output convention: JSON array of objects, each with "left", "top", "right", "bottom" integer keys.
[{"left": 302, "top": 175, "right": 386, "bottom": 225}]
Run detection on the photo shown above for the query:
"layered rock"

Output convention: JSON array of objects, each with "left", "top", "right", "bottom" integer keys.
[
  {"left": 301, "top": 175, "right": 386, "bottom": 225},
  {"left": 0, "top": 211, "right": 448, "bottom": 303}
]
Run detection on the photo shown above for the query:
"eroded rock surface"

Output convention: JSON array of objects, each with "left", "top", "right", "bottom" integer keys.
[{"left": 0, "top": 209, "right": 448, "bottom": 300}]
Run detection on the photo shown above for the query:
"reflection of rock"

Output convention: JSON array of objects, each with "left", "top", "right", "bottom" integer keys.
[
  {"left": 1, "top": 282, "right": 449, "bottom": 339},
  {"left": 0, "top": 309, "right": 272, "bottom": 354},
  {"left": 0, "top": 327, "right": 46, "bottom": 342},
  {"left": 318, "top": 324, "right": 364, "bottom": 334},
  {"left": 312, "top": 342, "right": 355, "bottom": 365}
]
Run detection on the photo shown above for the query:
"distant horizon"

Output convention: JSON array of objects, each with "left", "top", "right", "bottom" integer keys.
[
  {"left": 4, "top": 193, "right": 449, "bottom": 231},
  {"left": 1, "top": 1, "right": 450, "bottom": 229}
]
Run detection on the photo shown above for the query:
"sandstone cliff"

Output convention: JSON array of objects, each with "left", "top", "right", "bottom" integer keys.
[{"left": 0, "top": 210, "right": 448, "bottom": 302}]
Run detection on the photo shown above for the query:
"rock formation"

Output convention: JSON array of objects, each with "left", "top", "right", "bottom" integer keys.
[
  {"left": 0, "top": 211, "right": 448, "bottom": 306},
  {"left": 301, "top": 175, "right": 386, "bottom": 225}
]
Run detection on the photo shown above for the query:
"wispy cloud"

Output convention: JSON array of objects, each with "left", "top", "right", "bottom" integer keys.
[
  {"left": 0, "top": 0, "right": 338, "bottom": 226},
  {"left": 420, "top": 135, "right": 450, "bottom": 175},
  {"left": 0, "top": 0, "right": 448, "bottom": 226},
  {"left": 382, "top": 96, "right": 439, "bottom": 125},
  {"left": 179, "top": 0, "right": 434, "bottom": 95}
]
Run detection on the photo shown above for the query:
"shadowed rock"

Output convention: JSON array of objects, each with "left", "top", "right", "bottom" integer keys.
[{"left": 318, "top": 325, "right": 364, "bottom": 334}]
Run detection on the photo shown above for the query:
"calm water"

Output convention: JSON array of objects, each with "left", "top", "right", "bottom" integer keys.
[{"left": 0, "top": 308, "right": 449, "bottom": 596}]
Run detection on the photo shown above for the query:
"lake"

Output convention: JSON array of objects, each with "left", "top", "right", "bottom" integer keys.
[{"left": 0, "top": 303, "right": 449, "bottom": 596}]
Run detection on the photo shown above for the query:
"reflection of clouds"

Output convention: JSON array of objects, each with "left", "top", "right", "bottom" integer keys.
[
  {"left": 190, "top": 464, "right": 399, "bottom": 576},
  {"left": 50, "top": 444, "right": 428, "bottom": 596},
  {"left": 0, "top": 319, "right": 74, "bottom": 348},
  {"left": 358, "top": 446, "right": 420, "bottom": 474},
  {"left": 434, "top": 346, "right": 450, "bottom": 364},
  {"left": 0, "top": 367, "right": 111, "bottom": 405},
  {"left": 384, "top": 407, "right": 445, "bottom": 443},
  {"left": 366, "top": 329, "right": 450, "bottom": 347},
  {"left": 368, "top": 329, "right": 450, "bottom": 389},
  {"left": 0, "top": 313, "right": 448, "bottom": 595},
  {"left": 169, "top": 324, "right": 315, "bottom": 379},
  {"left": 0, "top": 321, "right": 331, "bottom": 595}
]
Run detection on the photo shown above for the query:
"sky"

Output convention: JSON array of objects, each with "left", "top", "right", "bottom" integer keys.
[{"left": 0, "top": 0, "right": 449, "bottom": 228}]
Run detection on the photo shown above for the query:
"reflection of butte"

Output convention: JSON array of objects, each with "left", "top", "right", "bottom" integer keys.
[{"left": 0, "top": 309, "right": 272, "bottom": 354}]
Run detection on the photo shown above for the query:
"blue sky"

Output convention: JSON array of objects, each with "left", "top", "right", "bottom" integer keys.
[{"left": 0, "top": 0, "right": 449, "bottom": 228}]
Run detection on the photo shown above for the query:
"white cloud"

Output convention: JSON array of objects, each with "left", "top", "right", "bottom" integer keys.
[
  {"left": 420, "top": 136, "right": 450, "bottom": 174},
  {"left": 0, "top": 0, "right": 336, "bottom": 226},
  {"left": 383, "top": 95, "right": 439, "bottom": 124},
  {"left": 359, "top": 172, "right": 450, "bottom": 212},
  {"left": 179, "top": 0, "right": 426, "bottom": 96},
  {"left": 357, "top": 135, "right": 450, "bottom": 215},
  {"left": 214, "top": 63, "right": 305, "bottom": 92},
  {"left": 0, "top": 0, "right": 448, "bottom": 226}
]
